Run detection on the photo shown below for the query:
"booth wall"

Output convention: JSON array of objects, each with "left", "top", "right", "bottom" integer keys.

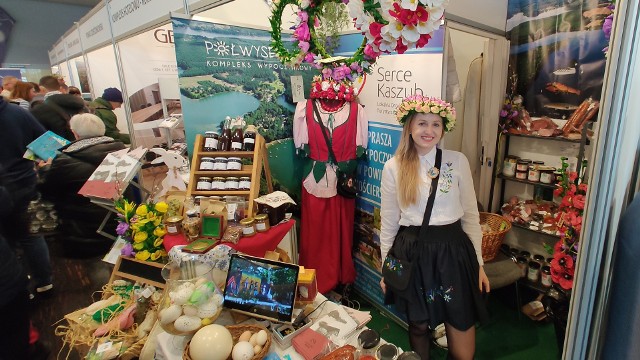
[
  {"left": 197, "top": 0, "right": 297, "bottom": 28},
  {"left": 2, "top": 0, "right": 90, "bottom": 69}
]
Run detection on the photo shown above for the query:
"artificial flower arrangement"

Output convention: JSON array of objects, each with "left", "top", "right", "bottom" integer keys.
[
  {"left": 310, "top": 75, "right": 357, "bottom": 102},
  {"left": 270, "top": 0, "right": 448, "bottom": 81},
  {"left": 396, "top": 94, "right": 456, "bottom": 132},
  {"left": 547, "top": 157, "right": 588, "bottom": 290},
  {"left": 115, "top": 198, "right": 169, "bottom": 263},
  {"left": 498, "top": 94, "right": 524, "bottom": 133}
]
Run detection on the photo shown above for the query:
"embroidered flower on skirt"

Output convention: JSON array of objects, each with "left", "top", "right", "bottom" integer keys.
[
  {"left": 384, "top": 257, "right": 404, "bottom": 275},
  {"left": 425, "top": 285, "right": 454, "bottom": 303}
]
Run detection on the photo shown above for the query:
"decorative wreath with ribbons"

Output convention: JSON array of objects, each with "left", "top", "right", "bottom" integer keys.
[{"left": 269, "top": 0, "right": 448, "bottom": 82}]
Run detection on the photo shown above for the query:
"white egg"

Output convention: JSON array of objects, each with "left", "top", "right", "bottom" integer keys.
[
  {"left": 173, "top": 315, "right": 202, "bottom": 333},
  {"left": 190, "top": 325, "right": 233, "bottom": 360},
  {"left": 212, "top": 294, "right": 224, "bottom": 306},
  {"left": 195, "top": 277, "right": 207, "bottom": 287},
  {"left": 231, "top": 341, "right": 255, "bottom": 360},
  {"left": 183, "top": 305, "right": 198, "bottom": 317},
  {"left": 238, "top": 330, "right": 252, "bottom": 343},
  {"left": 197, "top": 301, "right": 219, "bottom": 319},
  {"left": 178, "top": 281, "right": 196, "bottom": 291},
  {"left": 172, "top": 287, "right": 194, "bottom": 305},
  {"left": 249, "top": 333, "right": 257, "bottom": 346},
  {"left": 159, "top": 304, "right": 182, "bottom": 325},
  {"left": 255, "top": 330, "right": 268, "bottom": 346}
]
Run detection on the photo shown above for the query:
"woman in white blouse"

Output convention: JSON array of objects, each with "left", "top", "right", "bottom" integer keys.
[{"left": 379, "top": 96, "right": 490, "bottom": 360}]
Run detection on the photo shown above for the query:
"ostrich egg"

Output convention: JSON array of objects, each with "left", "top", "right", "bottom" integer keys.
[{"left": 189, "top": 324, "right": 233, "bottom": 360}]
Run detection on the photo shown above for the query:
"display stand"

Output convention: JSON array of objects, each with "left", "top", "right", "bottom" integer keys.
[{"left": 186, "top": 133, "right": 273, "bottom": 217}]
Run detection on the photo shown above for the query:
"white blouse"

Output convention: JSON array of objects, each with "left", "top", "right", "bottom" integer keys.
[{"left": 379, "top": 146, "right": 484, "bottom": 266}]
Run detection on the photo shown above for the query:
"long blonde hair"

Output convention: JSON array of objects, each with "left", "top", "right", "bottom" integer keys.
[{"left": 396, "top": 115, "right": 421, "bottom": 207}]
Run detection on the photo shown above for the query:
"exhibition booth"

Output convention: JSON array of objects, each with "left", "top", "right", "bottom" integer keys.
[{"left": 43, "top": 0, "right": 640, "bottom": 359}]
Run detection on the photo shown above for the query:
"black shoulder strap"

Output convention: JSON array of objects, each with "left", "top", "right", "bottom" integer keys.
[
  {"left": 418, "top": 148, "right": 442, "bottom": 238},
  {"left": 312, "top": 100, "right": 338, "bottom": 165}
]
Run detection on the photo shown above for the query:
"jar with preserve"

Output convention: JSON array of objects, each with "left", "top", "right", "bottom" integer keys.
[
  {"left": 225, "top": 177, "right": 239, "bottom": 190},
  {"left": 203, "top": 131, "right": 219, "bottom": 151},
  {"left": 243, "top": 125, "right": 257, "bottom": 151},
  {"left": 199, "top": 157, "right": 215, "bottom": 171},
  {"left": 516, "top": 159, "right": 531, "bottom": 172},
  {"left": 254, "top": 213, "right": 270, "bottom": 232},
  {"left": 196, "top": 177, "right": 212, "bottom": 191},
  {"left": 212, "top": 157, "right": 228, "bottom": 171},
  {"left": 502, "top": 155, "right": 519, "bottom": 177},
  {"left": 230, "top": 127, "right": 243, "bottom": 151},
  {"left": 239, "top": 217, "right": 256, "bottom": 237},
  {"left": 238, "top": 177, "right": 251, "bottom": 190},
  {"left": 527, "top": 165, "right": 541, "bottom": 182},
  {"left": 539, "top": 166, "right": 556, "bottom": 184},
  {"left": 226, "top": 157, "right": 242, "bottom": 171}
]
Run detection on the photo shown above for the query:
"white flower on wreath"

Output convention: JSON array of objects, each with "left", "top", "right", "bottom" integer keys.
[
  {"left": 378, "top": 0, "right": 395, "bottom": 22},
  {"left": 421, "top": 0, "right": 448, "bottom": 7},
  {"left": 387, "top": 19, "right": 403, "bottom": 39},
  {"left": 321, "top": 81, "right": 331, "bottom": 91},
  {"left": 402, "top": 23, "right": 420, "bottom": 43},
  {"left": 300, "top": 0, "right": 310, "bottom": 9},
  {"left": 428, "top": 6, "right": 445, "bottom": 23},
  {"left": 401, "top": 0, "right": 419, "bottom": 11}
]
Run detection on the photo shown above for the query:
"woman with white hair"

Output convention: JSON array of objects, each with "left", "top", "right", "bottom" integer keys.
[{"left": 39, "top": 113, "right": 126, "bottom": 257}]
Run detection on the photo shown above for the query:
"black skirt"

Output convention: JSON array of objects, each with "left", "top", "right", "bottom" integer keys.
[{"left": 389, "top": 220, "right": 489, "bottom": 331}]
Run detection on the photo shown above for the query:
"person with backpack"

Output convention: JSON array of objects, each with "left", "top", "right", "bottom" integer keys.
[{"left": 90, "top": 88, "right": 130, "bottom": 144}]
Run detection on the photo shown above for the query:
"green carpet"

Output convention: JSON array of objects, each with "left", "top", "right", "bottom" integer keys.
[{"left": 350, "top": 291, "right": 559, "bottom": 359}]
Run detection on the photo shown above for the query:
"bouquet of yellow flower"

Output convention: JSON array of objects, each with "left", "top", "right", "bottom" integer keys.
[{"left": 114, "top": 198, "right": 169, "bottom": 262}]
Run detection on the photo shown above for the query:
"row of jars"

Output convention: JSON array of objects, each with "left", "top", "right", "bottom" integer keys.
[
  {"left": 503, "top": 156, "right": 559, "bottom": 184},
  {"left": 238, "top": 214, "right": 271, "bottom": 237},
  {"left": 196, "top": 176, "right": 251, "bottom": 191},
  {"left": 199, "top": 157, "right": 243, "bottom": 171},
  {"left": 505, "top": 245, "right": 553, "bottom": 286},
  {"left": 203, "top": 125, "right": 257, "bottom": 152}
]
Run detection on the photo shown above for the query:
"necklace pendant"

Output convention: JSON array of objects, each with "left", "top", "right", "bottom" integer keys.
[{"left": 427, "top": 167, "right": 439, "bottom": 179}]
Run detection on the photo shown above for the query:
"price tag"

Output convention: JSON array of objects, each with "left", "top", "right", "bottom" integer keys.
[
  {"left": 291, "top": 76, "right": 305, "bottom": 103},
  {"left": 141, "top": 286, "right": 154, "bottom": 298},
  {"left": 96, "top": 341, "right": 112, "bottom": 353}
]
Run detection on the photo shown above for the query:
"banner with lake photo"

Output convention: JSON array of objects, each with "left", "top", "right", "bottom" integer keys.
[
  {"left": 171, "top": 16, "right": 318, "bottom": 200},
  {"left": 506, "top": 0, "right": 610, "bottom": 118}
]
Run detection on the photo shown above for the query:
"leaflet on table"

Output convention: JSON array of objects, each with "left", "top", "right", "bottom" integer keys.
[
  {"left": 309, "top": 305, "right": 358, "bottom": 346},
  {"left": 78, "top": 147, "right": 147, "bottom": 201}
]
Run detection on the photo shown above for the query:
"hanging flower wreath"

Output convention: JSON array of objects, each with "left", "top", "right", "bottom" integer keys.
[{"left": 269, "top": 0, "right": 448, "bottom": 81}]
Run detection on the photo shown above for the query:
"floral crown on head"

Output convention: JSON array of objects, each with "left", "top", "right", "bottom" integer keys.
[
  {"left": 396, "top": 95, "right": 456, "bottom": 132},
  {"left": 310, "top": 75, "right": 357, "bottom": 102}
]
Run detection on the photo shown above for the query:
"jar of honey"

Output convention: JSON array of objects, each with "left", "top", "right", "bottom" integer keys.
[
  {"left": 254, "top": 213, "right": 270, "bottom": 233},
  {"left": 165, "top": 216, "right": 183, "bottom": 235},
  {"left": 239, "top": 217, "right": 256, "bottom": 237}
]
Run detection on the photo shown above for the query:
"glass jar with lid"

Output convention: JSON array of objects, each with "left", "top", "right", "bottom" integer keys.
[
  {"left": 539, "top": 166, "right": 556, "bottom": 184},
  {"left": 239, "top": 217, "right": 256, "bottom": 237},
  {"left": 238, "top": 177, "right": 251, "bottom": 190},
  {"left": 243, "top": 125, "right": 257, "bottom": 151},
  {"left": 196, "top": 177, "right": 212, "bottom": 190},
  {"left": 227, "top": 157, "right": 242, "bottom": 171},
  {"left": 516, "top": 158, "right": 531, "bottom": 172},
  {"left": 203, "top": 131, "right": 219, "bottom": 151},
  {"left": 502, "top": 155, "right": 519, "bottom": 177},
  {"left": 164, "top": 215, "right": 183, "bottom": 235},
  {"left": 199, "top": 157, "right": 215, "bottom": 171},
  {"left": 212, "top": 157, "right": 228, "bottom": 171},
  {"left": 231, "top": 128, "right": 243, "bottom": 151},
  {"left": 211, "top": 177, "right": 226, "bottom": 190},
  {"left": 356, "top": 329, "right": 380, "bottom": 360},
  {"left": 225, "top": 177, "right": 239, "bottom": 190},
  {"left": 527, "top": 165, "right": 541, "bottom": 182},
  {"left": 254, "top": 213, "right": 270, "bottom": 233}
]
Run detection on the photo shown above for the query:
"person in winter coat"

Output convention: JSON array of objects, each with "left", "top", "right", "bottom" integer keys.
[
  {"left": 31, "top": 93, "right": 87, "bottom": 141},
  {"left": 39, "top": 113, "right": 125, "bottom": 257},
  {"left": 90, "top": 88, "right": 130, "bottom": 144}
]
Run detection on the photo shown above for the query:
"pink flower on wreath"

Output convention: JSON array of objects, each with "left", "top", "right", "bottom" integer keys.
[
  {"left": 395, "top": 38, "right": 408, "bottom": 54},
  {"left": 304, "top": 52, "right": 316, "bottom": 63},
  {"left": 416, "top": 33, "right": 432, "bottom": 48},
  {"left": 294, "top": 23, "right": 310, "bottom": 42},
  {"left": 298, "top": 41, "right": 310, "bottom": 53},
  {"left": 297, "top": 10, "right": 308, "bottom": 23},
  {"left": 364, "top": 44, "right": 380, "bottom": 59},
  {"left": 314, "top": 16, "right": 320, "bottom": 28},
  {"left": 369, "top": 22, "right": 383, "bottom": 39}
]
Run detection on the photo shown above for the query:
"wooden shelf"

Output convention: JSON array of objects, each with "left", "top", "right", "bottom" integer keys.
[
  {"left": 506, "top": 132, "right": 585, "bottom": 143},
  {"left": 190, "top": 190, "right": 251, "bottom": 196},
  {"left": 193, "top": 165, "right": 253, "bottom": 176},
  {"left": 511, "top": 222, "right": 560, "bottom": 238},
  {"left": 519, "top": 278, "right": 552, "bottom": 294},
  {"left": 196, "top": 150, "right": 255, "bottom": 158},
  {"left": 187, "top": 134, "right": 274, "bottom": 217},
  {"left": 496, "top": 174, "right": 557, "bottom": 189}
]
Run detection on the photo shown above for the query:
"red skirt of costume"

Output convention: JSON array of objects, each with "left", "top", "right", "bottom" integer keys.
[{"left": 299, "top": 100, "right": 358, "bottom": 294}]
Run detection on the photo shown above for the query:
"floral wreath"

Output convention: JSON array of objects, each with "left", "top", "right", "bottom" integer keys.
[
  {"left": 396, "top": 95, "right": 456, "bottom": 132},
  {"left": 310, "top": 75, "right": 356, "bottom": 102},
  {"left": 269, "top": 0, "right": 447, "bottom": 80}
]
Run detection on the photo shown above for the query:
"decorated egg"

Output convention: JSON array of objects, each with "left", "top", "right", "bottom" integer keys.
[
  {"left": 173, "top": 315, "right": 201, "bottom": 333},
  {"left": 212, "top": 294, "right": 224, "bottom": 306},
  {"left": 255, "top": 330, "right": 268, "bottom": 346},
  {"left": 197, "top": 301, "right": 219, "bottom": 319},
  {"left": 238, "top": 330, "right": 252, "bottom": 343},
  {"left": 159, "top": 304, "right": 182, "bottom": 325},
  {"left": 190, "top": 324, "right": 233, "bottom": 360},
  {"left": 183, "top": 305, "right": 198, "bottom": 317},
  {"left": 231, "top": 341, "right": 254, "bottom": 360},
  {"left": 171, "top": 287, "right": 194, "bottom": 305}
]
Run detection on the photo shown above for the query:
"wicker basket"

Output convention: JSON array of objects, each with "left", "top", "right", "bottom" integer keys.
[
  {"left": 183, "top": 324, "right": 271, "bottom": 360},
  {"left": 479, "top": 212, "right": 511, "bottom": 262}
]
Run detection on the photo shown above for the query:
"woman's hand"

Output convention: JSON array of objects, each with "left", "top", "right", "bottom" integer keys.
[
  {"left": 380, "top": 278, "right": 386, "bottom": 294},
  {"left": 479, "top": 266, "right": 490, "bottom": 293}
]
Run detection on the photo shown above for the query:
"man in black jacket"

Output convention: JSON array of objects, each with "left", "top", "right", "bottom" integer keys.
[
  {"left": 31, "top": 76, "right": 87, "bottom": 141},
  {"left": 40, "top": 113, "right": 126, "bottom": 256},
  {"left": 0, "top": 96, "right": 54, "bottom": 296}
]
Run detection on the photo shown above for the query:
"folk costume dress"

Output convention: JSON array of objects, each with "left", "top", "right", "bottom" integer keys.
[
  {"left": 380, "top": 147, "right": 489, "bottom": 330},
  {"left": 294, "top": 99, "right": 368, "bottom": 293}
]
